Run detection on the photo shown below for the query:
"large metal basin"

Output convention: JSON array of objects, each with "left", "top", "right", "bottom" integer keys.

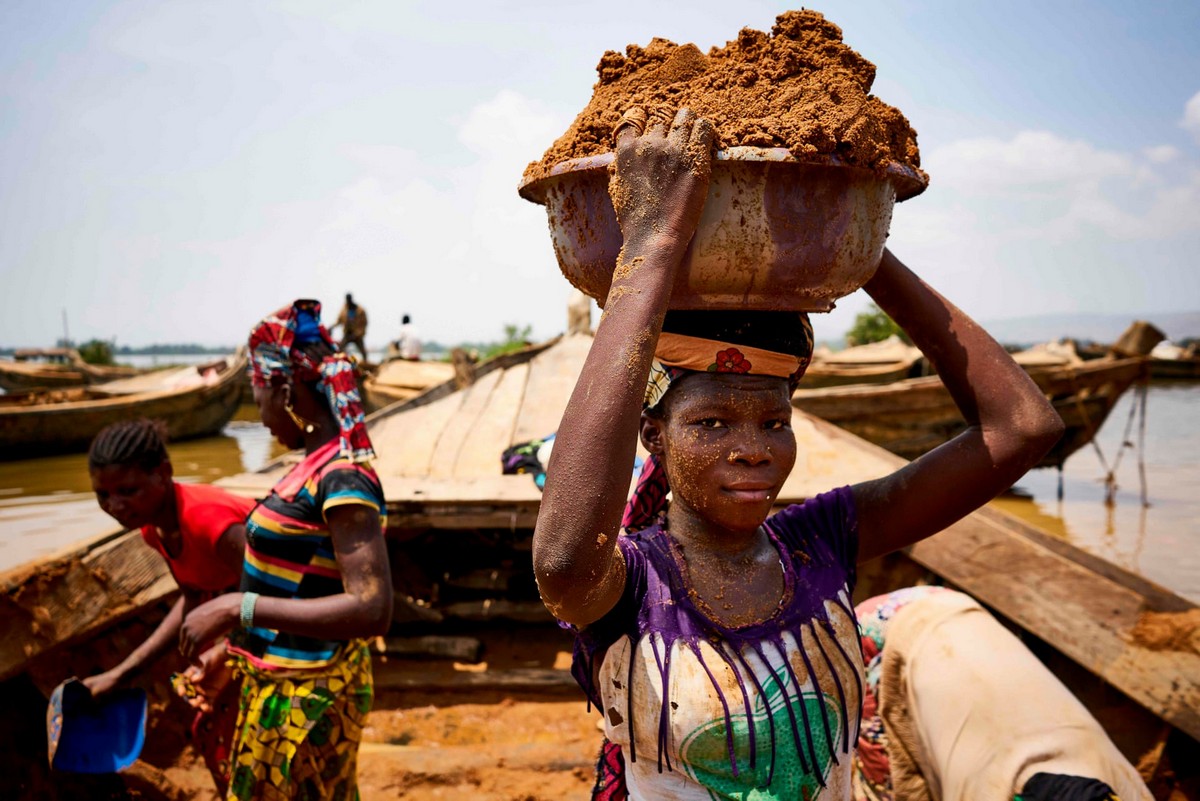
[{"left": 519, "top": 147, "right": 927, "bottom": 312}]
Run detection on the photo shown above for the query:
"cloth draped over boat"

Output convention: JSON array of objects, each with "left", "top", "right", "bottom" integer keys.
[
  {"left": 248, "top": 299, "right": 375, "bottom": 463},
  {"left": 852, "top": 588, "right": 1150, "bottom": 801},
  {"left": 622, "top": 309, "right": 815, "bottom": 532}
]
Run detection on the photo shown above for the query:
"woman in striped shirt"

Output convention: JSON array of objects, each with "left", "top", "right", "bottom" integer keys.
[{"left": 181, "top": 299, "right": 392, "bottom": 801}]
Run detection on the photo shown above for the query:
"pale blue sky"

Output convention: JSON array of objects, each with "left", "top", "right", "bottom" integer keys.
[{"left": 2, "top": 1, "right": 1198, "bottom": 348}]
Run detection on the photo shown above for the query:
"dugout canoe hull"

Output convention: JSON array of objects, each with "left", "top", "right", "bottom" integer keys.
[
  {"left": 793, "top": 357, "right": 1150, "bottom": 469},
  {"left": 0, "top": 353, "right": 247, "bottom": 460}
]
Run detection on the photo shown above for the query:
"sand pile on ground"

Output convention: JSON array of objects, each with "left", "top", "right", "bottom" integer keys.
[{"left": 525, "top": 10, "right": 924, "bottom": 184}]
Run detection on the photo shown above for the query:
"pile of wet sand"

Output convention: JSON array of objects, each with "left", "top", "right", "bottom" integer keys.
[{"left": 525, "top": 10, "right": 924, "bottom": 184}]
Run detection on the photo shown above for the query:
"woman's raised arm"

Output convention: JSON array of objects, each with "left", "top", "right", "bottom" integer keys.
[
  {"left": 853, "top": 249, "right": 1065, "bottom": 562},
  {"left": 533, "top": 109, "right": 715, "bottom": 627}
]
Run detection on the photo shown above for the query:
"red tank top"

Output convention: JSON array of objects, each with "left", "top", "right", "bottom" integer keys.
[{"left": 140, "top": 483, "right": 254, "bottom": 593}]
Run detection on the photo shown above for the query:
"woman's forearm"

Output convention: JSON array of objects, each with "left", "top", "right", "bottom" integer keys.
[
  {"left": 864, "top": 249, "right": 1059, "bottom": 437},
  {"left": 112, "top": 595, "right": 186, "bottom": 680},
  {"left": 533, "top": 109, "right": 715, "bottom": 624},
  {"left": 247, "top": 589, "right": 391, "bottom": 641},
  {"left": 533, "top": 238, "right": 683, "bottom": 619}
]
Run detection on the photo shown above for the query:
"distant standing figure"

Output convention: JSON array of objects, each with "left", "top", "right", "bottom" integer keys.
[
  {"left": 334, "top": 293, "right": 369, "bottom": 358},
  {"left": 396, "top": 313, "right": 420, "bottom": 360}
]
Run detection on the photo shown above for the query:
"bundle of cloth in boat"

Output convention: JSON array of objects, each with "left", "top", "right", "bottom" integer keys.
[
  {"left": 501, "top": 434, "right": 645, "bottom": 491},
  {"left": 852, "top": 587, "right": 1152, "bottom": 801},
  {"left": 501, "top": 434, "right": 556, "bottom": 489}
]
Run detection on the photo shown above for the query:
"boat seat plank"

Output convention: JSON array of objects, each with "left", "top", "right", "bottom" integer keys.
[
  {"left": 428, "top": 367, "right": 504, "bottom": 479},
  {"left": 909, "top": 513, "right": 1200, "bottom": 741}
]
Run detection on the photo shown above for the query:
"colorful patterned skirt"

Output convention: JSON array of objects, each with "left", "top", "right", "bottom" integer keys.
[{"left": 226, "top": 641, "right": 374, "bottom": 801}]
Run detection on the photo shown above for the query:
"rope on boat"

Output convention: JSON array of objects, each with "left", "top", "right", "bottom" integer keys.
[{"left": 1090, "top": 379, "right": 1150, "bottom": 506}]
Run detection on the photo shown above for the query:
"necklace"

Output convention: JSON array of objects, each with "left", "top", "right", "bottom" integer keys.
[{"left": 665, "top": 523, "right": 789, "bottom": 629}]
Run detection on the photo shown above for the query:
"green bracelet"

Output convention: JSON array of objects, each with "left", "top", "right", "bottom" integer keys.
[{"left": 240, "top": 591, "right": 259, "bottom": 629}]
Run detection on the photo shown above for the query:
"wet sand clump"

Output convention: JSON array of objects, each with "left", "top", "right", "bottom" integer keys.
[{"left": 525, "top": 10, "right": 924, "bottom": 183}]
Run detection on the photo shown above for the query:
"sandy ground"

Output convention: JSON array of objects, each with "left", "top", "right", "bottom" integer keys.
[
  {"left": 161, "top": 697, "right": 599, "bottom": 801},
  {"left": 156, "top": 626, "right": 601, "bottom": 801}
]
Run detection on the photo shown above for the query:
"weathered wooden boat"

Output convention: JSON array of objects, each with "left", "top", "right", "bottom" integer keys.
[
  {"left": 799, "top": 335, "right": 924, "bottom": 389},
  {"left": 1010, "top": 339, "right": 1084, "bottom": 368},
  {"left": 0, "top": 352, "right": 247, "bottom": 460},
  {"left": 1149, "top": 342, "right": 1200, "bottom": 380},
  {"left": 362, "top": 358, "right": 457, "bottom": 413},
  {"left": 2, "top": 334, "right": 1196, "bottom": 798},
  {"left": 794, "top": 355, "right": 1151, "bottom": 469},
  {"left": 0, "top": 348, "right": 141, "bottom": 393}
]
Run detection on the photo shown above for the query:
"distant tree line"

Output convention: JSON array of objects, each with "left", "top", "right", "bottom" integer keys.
[{"left": 115, "top": 343, "right": 233, "bottom": 355}]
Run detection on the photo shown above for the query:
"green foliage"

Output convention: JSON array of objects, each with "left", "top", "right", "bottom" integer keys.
[
  {"left": 480, "top": 324, "right": 534, "bottom": 360},
  {"left": 77, "top": 338, "right": 116, "bottom": 365},
  {"left": 845, "top": 304, "right": 909, "bottom": 346}
]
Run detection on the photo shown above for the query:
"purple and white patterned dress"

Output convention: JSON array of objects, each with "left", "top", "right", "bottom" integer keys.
[{"left": 573, "top": 486, "right": 865, "bottom": 800}]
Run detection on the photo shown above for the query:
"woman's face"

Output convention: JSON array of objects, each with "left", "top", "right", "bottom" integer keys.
[
  {"left": 645, "top": 372, "right": 797, "bottom": 533},
  {"left": 90, "top": 463, "right": 172, "bottom": 530},
  {"left": 253, "top": 380, "right": 304, "bottom": 448}
]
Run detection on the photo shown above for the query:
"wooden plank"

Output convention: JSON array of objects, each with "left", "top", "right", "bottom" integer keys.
[
  {"left": 511, "top": 334, "right": 592, "bottom": 445},
  {"left": 372, "top": 662, "right": 578, "bottom": 694},
  {"left": 452, "top": 361, "right": 530, "bottom": 478},
  {"left": 386, "top": 508, "right": 540, "bottom": 531},
  {"left": 442, "top": 599, "right": 555, "bottom": 624},
  {"left": 379, "top": 476, "right": 542, "bottom": 504},
  {"left": 382, "top": 635, "right": 483, "bottom": 662},
  {"left": 370, "top": 390, "right": 467, "bottom": 478},
  {"left": 0, "top": 529, "right": 177, "bottom": 681},
  {"left": 428, "top": 367, "right": 503, "bottom": 479},
  {"left": 906, "top": 513, "right": 1200, "bottom": 741}
]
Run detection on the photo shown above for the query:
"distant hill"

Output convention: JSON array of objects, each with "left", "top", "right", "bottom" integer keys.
[{"left": 980, "top": 311, "right": 1200, "bottom": 347}]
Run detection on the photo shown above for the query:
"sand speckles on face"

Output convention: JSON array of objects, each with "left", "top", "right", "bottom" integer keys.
[{"left": 524, "top": 10, "right": 923, "bottom": 184}]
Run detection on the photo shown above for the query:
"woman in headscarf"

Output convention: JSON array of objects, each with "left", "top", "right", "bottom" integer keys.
[
  {"left": 532, "top": 108, "right": 1064, "bottom": 800},
  {"left": 180, "top": 299, "right": 392, "bottom": 801}
]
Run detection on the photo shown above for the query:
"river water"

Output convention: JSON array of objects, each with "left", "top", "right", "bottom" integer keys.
[
  {"left": 1, "top": 362, "right": 1197, "bottom": 603},
  {"left": 994, "top": 380, "right": 1200, "bottom": 603}
]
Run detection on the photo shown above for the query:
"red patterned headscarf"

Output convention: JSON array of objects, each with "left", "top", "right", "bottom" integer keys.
[
  {"left": 621, "top": 310, "right": 814, "bottom": 532},
  {"left": 248, "top": 299, "right": 375, "bottom": 463}
]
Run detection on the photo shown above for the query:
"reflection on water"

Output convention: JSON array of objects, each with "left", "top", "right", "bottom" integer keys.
[
  {"left": 993, "top": 381, "right": 1200, "bottom": 604},
  {"left": 0, "top": 404, "right": 285, "bottom": 505}
]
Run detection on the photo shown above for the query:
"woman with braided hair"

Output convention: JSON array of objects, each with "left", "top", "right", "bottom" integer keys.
[
  {"left": 86, "top": 418, "right": 252, "bottom": 794},
  {"left": 179, "top": 299, "right": 392, "bottom": 801},
  {"left": 532, "top": 108, "right": 1065, "bottom": 800}
]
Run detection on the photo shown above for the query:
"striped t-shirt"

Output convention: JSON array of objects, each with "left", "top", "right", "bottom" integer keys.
[{"left": 228, "top": 440, "right": 387, "bottom": 670}]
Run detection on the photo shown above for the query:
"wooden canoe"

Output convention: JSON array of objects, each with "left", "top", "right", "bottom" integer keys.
[
  {"left": 2, "top": 332, "right": 1197, "bottom": 796},
  {"left": 1151, "top": 356, "right": 1200, "bottom": 380},
  {"left": 799, "top": 336, "right": 924, "bottom": 389},
  {"left": 0, "top": 349, "right": 141, "bottom": 393},
  {"left": 793, "top": 356, "right": 1150, "bottom": 469},
  {"left": 1149, "top": 344, "right": 1200, "bottom": 380},
  {"left": 0, "top": 352, "right": 247, "bottom": 460},
  {"left": 362, "top": 358, "right": 457, "bottom": 413}
]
